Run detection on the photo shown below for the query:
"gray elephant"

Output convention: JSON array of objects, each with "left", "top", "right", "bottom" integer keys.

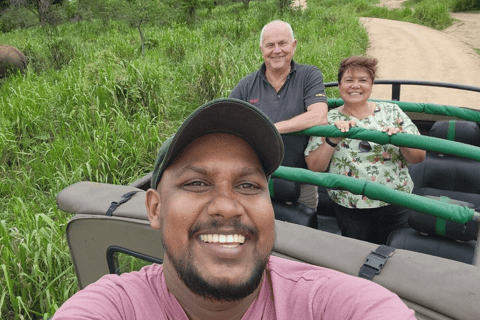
[{"left": 0, "top": 45, "right": 28, "bottom": 78}]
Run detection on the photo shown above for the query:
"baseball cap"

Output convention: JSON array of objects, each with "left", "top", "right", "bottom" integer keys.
[{"left": 151, "top": 98, "right": 284, "bottom": 189}]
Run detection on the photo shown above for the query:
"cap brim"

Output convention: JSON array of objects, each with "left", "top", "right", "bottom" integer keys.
[{"left": 153, "top": 98, "right": 284, "bottom": 188}]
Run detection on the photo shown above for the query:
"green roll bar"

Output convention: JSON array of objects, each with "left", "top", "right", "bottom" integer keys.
[
  {"left": 273, "top": 166, "right": 478, "bottom": 225},
  {"left": 279, "top": 122, "right": 480, "bottom": 265},
  {"left": 296, "top": 125, "right": 480, "bottom": 162}
]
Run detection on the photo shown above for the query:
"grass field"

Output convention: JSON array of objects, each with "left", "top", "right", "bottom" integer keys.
[{"left": 0, "top": 0, "right": 472, "bottom": 318}]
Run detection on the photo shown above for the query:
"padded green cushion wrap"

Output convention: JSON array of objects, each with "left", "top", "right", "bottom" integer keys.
[
  {"left": 273, "top": 166, "right": 475, "bottom": 224},
  {"left": 301, "top": 125, "right": 480, "bottom": 162}
]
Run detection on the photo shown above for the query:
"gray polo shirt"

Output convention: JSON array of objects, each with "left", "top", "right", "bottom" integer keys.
[{"left": 229, "top": 61, "right": 327, "bottom": 169}]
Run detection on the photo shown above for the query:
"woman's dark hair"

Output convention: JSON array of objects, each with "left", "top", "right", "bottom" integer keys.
[{"left": 337, "top": 56, "right": 378, "bottom": 83}]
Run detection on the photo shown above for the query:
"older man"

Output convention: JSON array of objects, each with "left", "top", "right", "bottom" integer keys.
[
  {"left": 229, "top": 20, "right": 328, "bottom": 210},
  {"left": 53, "top": 99, "right": 414, "bottom": 319}
]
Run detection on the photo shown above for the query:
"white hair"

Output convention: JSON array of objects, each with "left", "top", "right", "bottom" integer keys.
[{"left": 259, "top": 20, "right": 295, "bottom": 47}]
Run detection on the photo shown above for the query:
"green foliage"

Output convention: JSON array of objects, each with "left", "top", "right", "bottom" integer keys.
[
  {"left": 411, "top": 0, "right": 453, "bottom": 29},
  {"left": 48, "top": 37, "right": 76, "bottom": 70},
  {"left": 0, "top": 5, "right": 37, "bottom": 33},
  {"left": 451, "top": 0, "right": 480, "bottom": 11}
]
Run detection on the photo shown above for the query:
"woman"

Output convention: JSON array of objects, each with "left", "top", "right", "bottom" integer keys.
[{"left": 305, "top": 56, "right": 426, "bottom": 245}]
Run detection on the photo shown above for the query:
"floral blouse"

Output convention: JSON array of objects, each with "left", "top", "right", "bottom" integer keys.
[{"left": 305, "top": 102, "right": 421, "bottom": 209}]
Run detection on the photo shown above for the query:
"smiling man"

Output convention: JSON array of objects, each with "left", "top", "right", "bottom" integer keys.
[
  {"left": 229, "top": 20, "right": 328, "bottom": 210},
  {"left": 53, "top": 99, "right": 415, "bottom": 320}
]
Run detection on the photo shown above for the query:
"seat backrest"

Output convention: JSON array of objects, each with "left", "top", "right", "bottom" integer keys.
[
  {"left": 410, "top": 121, "right": 480, "bottom": 205},
  {"left": 410, "top": 121, "right": 480, "bottom": 239},
  {"left": 269, "top": 177, "right": 317, "bottom": 228},
  {"left": 388, "top": 120, "right": 480, "bottom": 263}
]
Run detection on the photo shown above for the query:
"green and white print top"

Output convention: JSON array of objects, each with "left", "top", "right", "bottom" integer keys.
[{"left": 305, "top": 102, "right": 421, "bottom": 209}]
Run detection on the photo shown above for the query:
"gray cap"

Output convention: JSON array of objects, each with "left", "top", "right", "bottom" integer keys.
[{"left": 151, "top": 98, "right": 284, "bottom": 189}]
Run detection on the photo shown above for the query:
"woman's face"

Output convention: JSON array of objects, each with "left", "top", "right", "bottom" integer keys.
[{"left": 339, "top": 68, "right": 373, "bottom": 107}]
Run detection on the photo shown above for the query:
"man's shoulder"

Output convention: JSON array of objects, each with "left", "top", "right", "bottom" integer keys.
[
  {"left": 293, "top": 62, "right": 321, "bottom": 74},
  {"left": 90, "top": 263, "right": 164, "bottom": 290},
  {"left": 237, "top": 67, "right": 262, "bottom": 83},
  {"left": 53, "top": 264, "right": 168, "bottom": 319},
  {"left": 268, "top": 255, "right": 396, "bottom": 294},
  {"left": 267, "top": 256, "right": 415, "bottom": 319},
  {"left": 268, "top": 255, "right": 339, "bottom": 283}
]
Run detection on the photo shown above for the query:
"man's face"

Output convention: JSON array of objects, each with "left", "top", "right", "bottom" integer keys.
[
  {"left": 260, "top": 22, "right": 297, "bottom": 72},
  {"left": 147, "top": 133, "right": 275, "bottom": 301}
]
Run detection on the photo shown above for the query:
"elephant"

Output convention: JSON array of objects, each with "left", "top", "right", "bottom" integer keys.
[{"left": 0, "top": 45, "right": 28, "bottom": 78}]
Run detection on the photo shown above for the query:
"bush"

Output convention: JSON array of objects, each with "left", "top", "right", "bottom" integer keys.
[
  {"left": 452, "top": 0, "right": 480, "bottom": 11},
  {"left": 48, "top": 38, "right": 76, "bottom": 70},
  {"left": 0, "top": 6, "right": 37, "bottom": 33},
  {"left": 21, "top": 43, "right": 51, "bottom": 75},
  {"left": 413, "top": 0, "right": 453, "bottom": 29}
]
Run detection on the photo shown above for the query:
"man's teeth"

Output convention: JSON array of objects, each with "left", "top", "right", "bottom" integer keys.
[
  {"left": 349, "top": 92, "right": 361, "bottom": 95},
  {"left": 199, "top": 234, "right": 246, "bottom": 244}
]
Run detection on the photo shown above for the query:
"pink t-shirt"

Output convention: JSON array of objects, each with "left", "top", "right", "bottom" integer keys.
[{"left": 53, "top": 256, "right": 415, "bottom": 319}]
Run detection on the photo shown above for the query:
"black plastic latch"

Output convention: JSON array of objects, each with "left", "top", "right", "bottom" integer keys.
[
  {"left": 358, "top": 245, "right": 395, "bottom": 280},
  {"left": 106, "top": 191, "right": 139, "bottom": 216}
]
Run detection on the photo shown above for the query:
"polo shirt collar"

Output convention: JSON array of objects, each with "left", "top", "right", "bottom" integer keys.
[{"left": 260, "top": 60, "right": 297, "bottom": 80}]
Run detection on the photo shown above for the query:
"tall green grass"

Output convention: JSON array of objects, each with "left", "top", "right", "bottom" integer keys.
[
  {"left": 0, "top": 1, "right": 368, "bottom": 318},
  {"left": 0, "top": 0, "right": 466, "bottom": 318}
]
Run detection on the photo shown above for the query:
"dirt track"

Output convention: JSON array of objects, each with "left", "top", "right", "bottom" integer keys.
[{"left": 361, "top": 1, "right": 480, "bottom": 109}]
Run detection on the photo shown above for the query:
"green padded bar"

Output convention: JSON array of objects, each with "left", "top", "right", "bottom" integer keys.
[
  {"left": 326, "top": 98, "right": 480, "bottom": 123},
  {"left": 272, "top": 166, "right": 475, "bottom": 225},
  {"left": 296, "top": 125, "right": 480, "bottom": 162}
]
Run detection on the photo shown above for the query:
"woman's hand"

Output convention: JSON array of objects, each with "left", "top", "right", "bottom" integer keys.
[
  {"left": 332, "top": 119, "right": 356, "bottom": 143},
  {"left": 382, "top": 125, "right": 426, "bottom": 163},
  {"left": 334, "top": 119, "right": 356, "bottom": 132},
  {"left": 383, "top": 126, "right": 403, "bottom": 136}
]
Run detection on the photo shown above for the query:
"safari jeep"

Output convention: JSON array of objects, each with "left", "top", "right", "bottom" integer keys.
[{"left": 57, "top": 80, "right": 480, "bottom": 320}]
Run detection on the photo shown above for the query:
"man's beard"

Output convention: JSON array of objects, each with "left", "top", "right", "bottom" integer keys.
[{"left": 162, "top": 220, "right": 270, "bottom": 302}]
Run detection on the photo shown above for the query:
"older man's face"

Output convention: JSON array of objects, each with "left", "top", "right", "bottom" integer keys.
[
  {"left": 148, "top": 133, "right": 275, "bottom": 301},
  {"left": 261, "top": 21, "right": 297, "bottom": 73}
]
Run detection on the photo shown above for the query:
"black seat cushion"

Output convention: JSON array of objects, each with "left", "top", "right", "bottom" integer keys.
[
  {"left": 272, "top": 199, "right": 317, "bottom": 229},
  {"left": 387, "top": 228, "right": 475, "bottom": 264},
  {"left": 270, "top": 178, "right": 300, "bottom": 203}
]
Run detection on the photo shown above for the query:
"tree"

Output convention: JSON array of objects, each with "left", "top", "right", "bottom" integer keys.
[
  {"left": 10, "top": 0, "right": 65, "bottom": 26},
  {"left": 0, "top": 0, "right": 10, "bottom": 12},
  {"left": 113, "top": 0, "right": 170, "bottom": 56},
  {"left": 173, "top": 0, "right": 214, "bottom": 25}
]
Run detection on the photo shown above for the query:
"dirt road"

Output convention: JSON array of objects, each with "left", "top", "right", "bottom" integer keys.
[
  {"left": 445, "top": 13, "right": 480, "bottom": 50},
  {"left": 361, "top": 3, "right": 480, "bottom": 109}
]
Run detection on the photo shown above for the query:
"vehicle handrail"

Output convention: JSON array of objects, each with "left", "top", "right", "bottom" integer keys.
[
  {"left": 292, "top": 125, "right": 480, "bottom": 162},
  {"left": 272, "top": 166, "right": 479, "bottom": 225}
]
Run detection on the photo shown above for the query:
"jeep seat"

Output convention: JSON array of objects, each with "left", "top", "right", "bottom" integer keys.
[{"left": 387, "top": 120, "right": 480, "bottom": 264}]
